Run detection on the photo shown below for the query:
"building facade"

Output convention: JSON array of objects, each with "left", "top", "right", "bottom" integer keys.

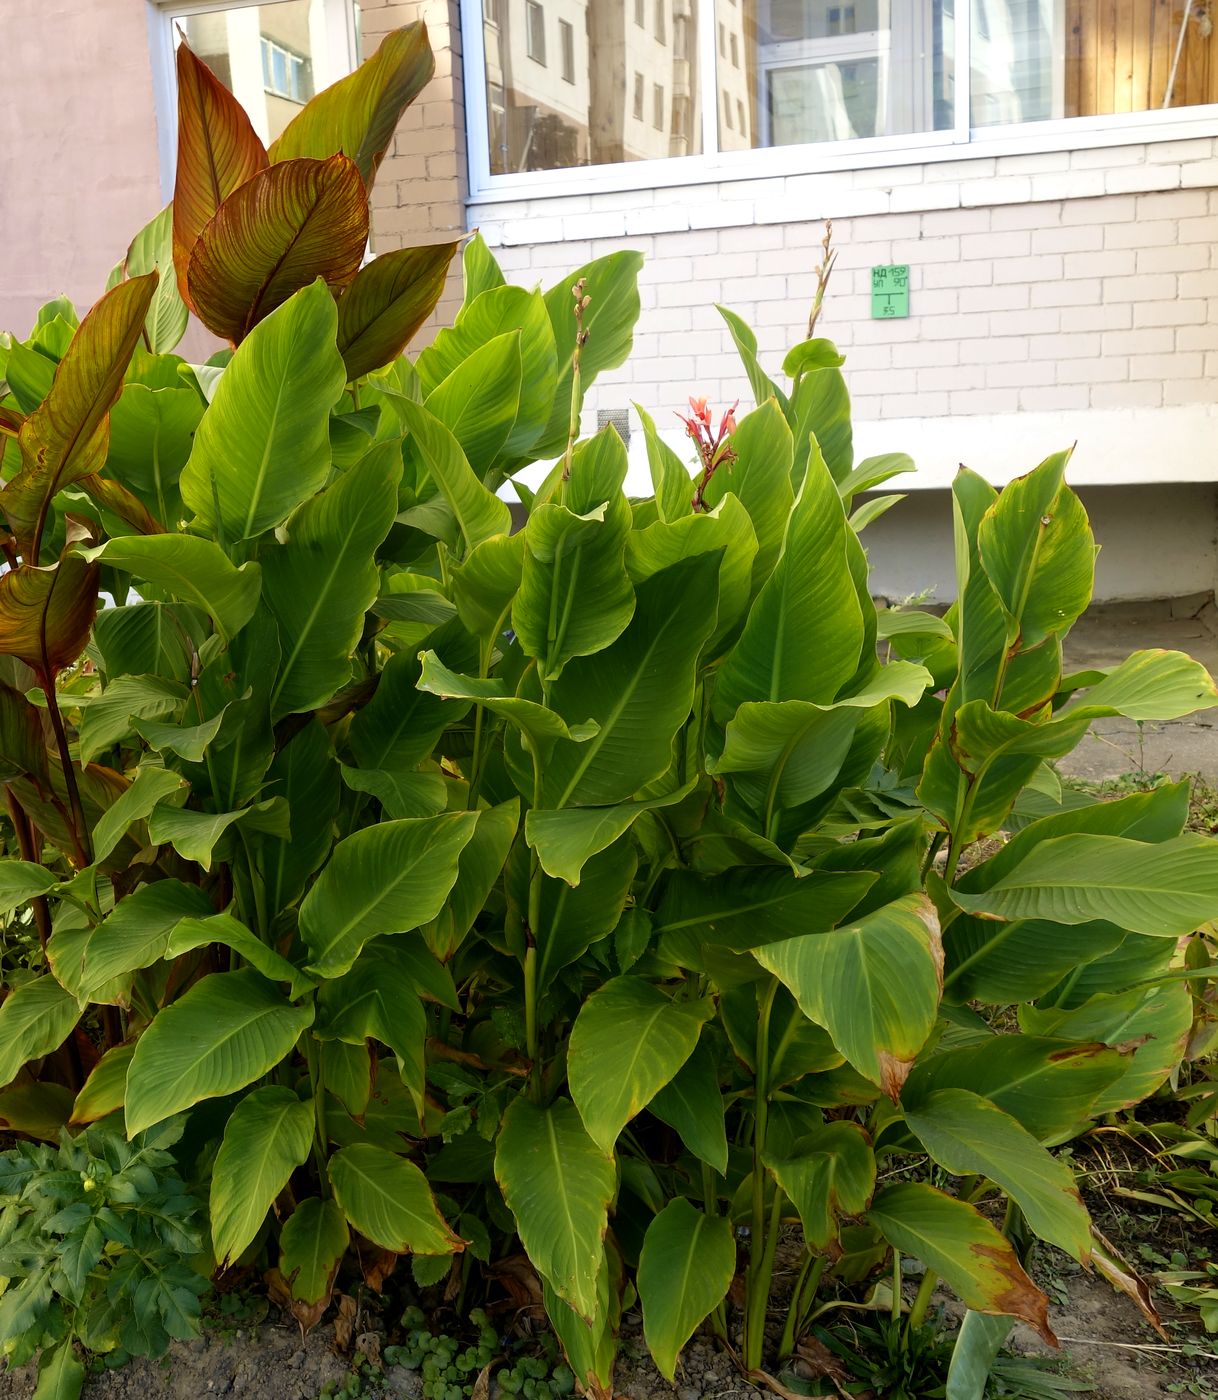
[{"left": 4, "top": 0, "right": 1218, "bottom": 601}]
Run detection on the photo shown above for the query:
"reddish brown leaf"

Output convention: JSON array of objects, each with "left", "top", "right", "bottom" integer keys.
[
  {"left": 77, "top": 474, "right": 165, "bottom": 536},
  {"left": 0, "top": 406, "right": 24, "bottom": 440},
  {"left": 1090, "top": 1225, "right": 1168, "bottom": 1339},
  {"left": 337, "top": 242, "right": 458, "bottom": 381},
  {"left": 0, "top": 522, "right": 100, "bottom": 676},
  {"left": 7, "top": 276, "right": 158, "bottom": 558},
  {"left": 171, "top": 41, "right": 268, "bottom": 306},
  {"left": 186, "top": 154, "right": 369, "bottom": 344},
  {"left": 333, "top": 1293, "right": 358, "bottom": 1350},
  {"left": 268, "top": 23, "right": 434, "bottom": 190},
  {"left": 265, "top": 1266, "right": 332, "bottom": 1337}
]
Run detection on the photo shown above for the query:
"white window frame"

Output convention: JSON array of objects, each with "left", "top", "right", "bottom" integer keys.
[
  {"left": 461, "top": 0, "right": 1218, "bottom": 203},
  {"left": 146, "top": 0, "right": 358, "bottom": 199}
]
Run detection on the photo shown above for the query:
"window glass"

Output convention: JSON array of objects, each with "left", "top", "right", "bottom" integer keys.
[
  {"left": 526, "top": 0, "right": 547, "bottom": 61},
  {"left": 971, "top": 0, "right": 1218, "bottom": 125},
  {"left": 716, "top": 0, "right": 954, "bottom": 149},
  {"left": 656, "top": 0, "right": 667, "bottom": 42},
  {"left": 172, "top": 0, "right": 329, "bottom": 144},
  {"left": 484, "top": 0, "right": 704, "bottom": 171},
  {"left": 560, "top": 17, "right": 576, "bottom": 80}
]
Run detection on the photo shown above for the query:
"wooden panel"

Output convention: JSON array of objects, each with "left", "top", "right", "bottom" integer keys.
[{"left": 1065, "top": 0, "right": 1218, "bottom": 114}]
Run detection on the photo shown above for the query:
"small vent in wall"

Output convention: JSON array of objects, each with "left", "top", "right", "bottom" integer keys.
[{"left": 597, "top": 408, "right": 631, "bottom": 448}]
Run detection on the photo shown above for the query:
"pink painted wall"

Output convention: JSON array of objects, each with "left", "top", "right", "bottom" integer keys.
[{"left": 2, "top": 0, "right": 164, "bottom": 337}]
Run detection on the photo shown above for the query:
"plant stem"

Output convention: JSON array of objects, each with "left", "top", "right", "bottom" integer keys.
[
  {"left": 744, "top": 978, "right": 780, "bottom": 1372},
  {"left": 304, "top": 1036, "right": 331, "bottom": 1193},
  {"left": 791, "top": 1253, "right": 828, "bottom": 1348},
  {"left": 5, "top": 788, "right": 51, "bottom": 949},
  {"left": 560, "top": 280, "right": 589, "bottom": 484},
  {"left": 892, "top": 1248, "right": 903, "bottom": 1323},
  {"left": 523, "top": 944, "right": 539, "bottom": 1096},
  {"left": 40, "top": 671, "right": 91, "bottom": 869},
  {"left": 906, "top": 1268, "right": 939, "bottom": 1335},
  {"left": 778, "top": 1250, "right": 815, "bottom": 1358}
]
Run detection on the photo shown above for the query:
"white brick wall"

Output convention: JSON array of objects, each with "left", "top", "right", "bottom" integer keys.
[{"left": 470, "top": 144, "right": 1218, "bottom": 429}]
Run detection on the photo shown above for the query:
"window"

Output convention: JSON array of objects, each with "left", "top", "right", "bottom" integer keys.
[
  {"left": 654, "top": 83, "right": 665, "bottom": 128},
  {"left": 483, "top": 0, "right": 497, "bottom": 22},
  {"left": 526, "top": 0, "right": 546, "bottom": 62},
  {"left": 160, "top": 0, "right": 355, "bottom": 167},
  {"left": 261, "top": 36, "right": 312, "bottom": 101},
  {"left": 559, "top": 19, "right": 575, "bottom": 82},
  {"left": 468, "top": 0, "right": 1218, "bottom": 188}
]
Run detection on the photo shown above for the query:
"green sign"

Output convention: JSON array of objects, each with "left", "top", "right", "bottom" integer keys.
[{"left": 871, "top": 265, "right": 910, "bottom": 319}]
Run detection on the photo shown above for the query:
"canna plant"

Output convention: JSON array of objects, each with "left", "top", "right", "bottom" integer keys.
[{"left": 2, "top": 24, "right": 1218, "bottom": 1400}]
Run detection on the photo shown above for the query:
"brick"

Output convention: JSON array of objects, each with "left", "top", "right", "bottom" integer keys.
[
  {"left": 1031, "top": 280, "right": 1103, "bottom": 309},
  {"left": 1104, "top": 218, "right": 1179, "bottom": 249},
  {"left": 990, "top": 202, "right": 1059, "bottom": 231},
  {"left": 1055, "top": 357, "right": 1128, "bottom": 384},
  {"left": 1064, "top": 249, "right": 1137, "bottom": 279},
  {"left": 1177, "top": 215, "right": 1218, "bottom": 242},
  {"left": 1030, "top": 171, "right": 1106, "bottom": 203},
  {"left": 892, "top": 236, "right": 960, "bottom": 264},
  {"left": 1106, "top": 164, "right": 1179, "bottom": 194},
  {"left": 987, "top": 308, "right": 1063, "bottom": 336},
  {"left": 720, "top": 224, "right": 783, "bottom": 252},
  {"left": 997, "top": 151, "right": 1071, "bottom": 176},
  {"left": 961, "top": 229, "right": 1030, "bottom": 260},
  {"left": 848, "top": 368, "right": 918, "bottom": 396},
  {"left": 1027, "top": 332, "right": 1101, "bottom": 361},
  {"left": 1165, "top": 379, "right": 1218, "bottom": 405},
  {"left": 1135, "top": 244, "right": 1210, "bottom": 273},
  {"left": 877, "top": 391, "right": 951, "bottom": 418},
  {"left": 987, "top": 361, "right": 1058, "bottom": 389},
  {"left": 499, "top": 216, "right": 563, "bottom": 245},
  {"left": 966, "top": 337, "right": 1030, "bottom": 365},
  {"left": 1137, "top": 189, "right": 1210, "bottom": 219},
  {"left": 1019, "top": 385, "right": 1088, "bottom": 411},
  {"left": 1181, "top": 159, "right": 1218, "bottom": 189},
  {"left": 688, "top": 203, "right": 753, "bottom": 229},
  {"left": 624, "top": 206, "right": 688, "bottom": 235},
  {"left": 1180, "top": 270, "right": 1218, "bottom": 297},
  {"left": 1102, "top": 328, "right": 1175, "bottom": 355},
  {"left": 891, "top": 340, "right": 961, "bottom": 368},
  {"left": 922, "top": 207, "right": 991, "bottom": 236},
  {"left": 919, "top": 364, "right": 984, "bottom": 392},
  {"left": 1064, "top": 195, "right": 1136, "bottom": 224},
  {"left": 924, "top": 261, "right": 992, "bottom": 288},
  {"left": 1103, "top": 273, "right": 1178, "bottom": 303},
  {"left": 1149, "top": 138, "right": 1216, "bottom": 163},
  {"left": 889, "top": 183, "right": 959, "bottom": 214},
  {"left": 961, "top": 284, "right": 1030, "bottom": 313},
  {"left": 1178, "top": 324, "right": 1218, "bottom": 351},
  {"left": 1032, "top": 224, "right": 1103, "bottom": 254},
  {"left": 1071, "top": 144, "right": 1146, "bottom": 169},
  {"left": 922, "top": 313, "right": 991, "bottom": 341},
  {"left": 1129, "top": 352, "right": 1204, "bottom": 379},
  {"left": 993, "top": 254, "right": 1064, "bottom": 285},
  {"left": 951, "top": 388, "right": 1020, "bottom": 414},
  {"left": 1092, "top": 382, "right": 1163, "bottom": 409},
  {"left": 561, "top": 212, "right": 627, "bottom": 239},
  {"left": 926, "top": 158, "right": 995, "bottom": 183},
  {"left": 1132, "top": 299, "right": 1207, "bottom": 327},
  {"left": 961, "top": 176, "right": 1034, "bottom": 207}
]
